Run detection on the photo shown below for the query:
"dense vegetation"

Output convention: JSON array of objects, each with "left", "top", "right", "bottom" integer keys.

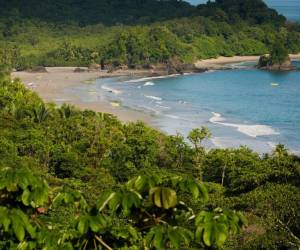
[
  {"left": 258, "top": 40, "right": 290, "bottom": 69},
  {"left": 1, "top": 0, "right": 300, "bottom": 249},
  {"left": 0, "top": 70, "right": 300, "bottom": 249},
  {"left": 1, "top": 0, "right": 300, "bottom": 70}
]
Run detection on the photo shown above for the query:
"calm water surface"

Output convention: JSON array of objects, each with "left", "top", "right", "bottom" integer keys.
[{"left": 70, "top": 61, "right": 300, "bottom": 154}]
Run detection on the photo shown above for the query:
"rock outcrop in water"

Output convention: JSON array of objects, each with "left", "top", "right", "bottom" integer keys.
[
  {"left": 258, "top": 42, "right": 295, "bottom": 71},
  {"left": 257, "top": 55, "right": 295, "bottom": 71}
]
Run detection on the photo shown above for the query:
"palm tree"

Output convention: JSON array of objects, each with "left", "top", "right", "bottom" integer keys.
[
  {"left": 273, "top": 144, "right": 288, "bottom": 159},
  {"left": 188, "top": 127, "right": 212, "bottom": 181},
  {"left": 32, "top": 103, "right": 51, "bottom": 123},
  {"left": 58, "top": 104, "right": 74, "bottom": 119}
]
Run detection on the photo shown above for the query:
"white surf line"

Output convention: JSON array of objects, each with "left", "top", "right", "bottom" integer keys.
[
  {"left": 209, "top": 112, "right": 279, "bottom": 138},
  {"left": 145, "top": 95, "right": 162, "bottom": 101},
  {"left": 144, "top": 81, "right": 155, "bottom": 86},
  {"left": 101, "top": 85, "right": 122, "bottom": 95},
  {"left": 125, "top": 74, "right": 180, "bottom": 83}
]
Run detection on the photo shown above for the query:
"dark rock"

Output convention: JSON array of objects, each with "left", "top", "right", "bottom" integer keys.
[
  {"left": 143, "top": 64, "right": 155, "bottom": 70},
  {"left": 28, "top": 66, "right": 48, "bottom": 73},
  {"left": 74, "top": 67, "right": 86, "bottom": 73},
  {"left": 88, "top": 63, "right": 101, "bottom": 71},
  {"left": 257, "top": 55, "right": 295, "bottom": 71}
]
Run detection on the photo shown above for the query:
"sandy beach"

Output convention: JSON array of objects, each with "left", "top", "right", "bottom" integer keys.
[
  {"left": 12, "top": 67, "right": 153, "bottom": 123},
  {"left": 12, "top": 54, "right": 300, "bottom": 123}
]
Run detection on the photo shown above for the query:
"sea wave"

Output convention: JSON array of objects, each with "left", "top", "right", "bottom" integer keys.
[
  {"left": 209, "top": 112, "right": 279, "bottom": 138},
  {"left": 101, "top": 85, "right": 121, "bottom": 95},
  {"left": 145, "top": 95, "right": 162, "bottom": 101},
  {"left": 125, "top": 74, "right": 180, "bottom": 83},
  {"left": 144, "top": 81, "right": 155, "bottom": 86},
  {"left": 155, "top": 104, "right": 170, "bottom": 109},
  {"left": 178, "top": 100, "right": 188, "bottom": 105},
  {"left": 204, "top": 70, "right": 216, "bottom": 74},
  {"left": 164, "top": 114, "right": 179, "bottom": 119}
]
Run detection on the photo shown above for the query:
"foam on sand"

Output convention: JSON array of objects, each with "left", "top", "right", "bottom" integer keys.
[
  {"left": 145, "top": 95, "right": 162, "bottom": 101},
  {"left": 101, "top": 85, "right": 121, "bottom": 95},
  {"left": 209, "top": 112, "right": 279, "bottom": 138}
]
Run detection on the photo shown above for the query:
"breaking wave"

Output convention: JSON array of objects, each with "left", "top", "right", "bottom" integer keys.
[
  {"left": 101, "top": 85, "right": 121, "bottom": 95},
  {"left": 144, "top": 81, "right": 155, "bottom": 86},
  {"left": 125, "top": 74, "right": 180, "bottom": 83},
  {"left": 209, "top": 112, "right": 279, "bottom": 138},
  {"left": 145, "top": 95, "right": 162, "bottom": 101}
]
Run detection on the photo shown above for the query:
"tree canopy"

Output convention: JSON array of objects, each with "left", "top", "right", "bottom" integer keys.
[
  {"left": 1, "top": 0, "right": 299, "bottom": 70},
  {"left": 0, "top": 70, "right": 300, "bottom": 249}
]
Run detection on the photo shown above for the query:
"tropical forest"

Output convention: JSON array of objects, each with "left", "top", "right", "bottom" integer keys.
[{"left": 0, "top": 0, "right": 300, "bottom": 249}]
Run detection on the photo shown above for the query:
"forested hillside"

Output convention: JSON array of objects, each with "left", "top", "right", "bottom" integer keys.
[
  {"left": 1, "top": 0, "right": 300, "bottom": 70},
  {"left": 0, "top": 0, "right": 285, "bottom": 25},
  {"left": 1, "top": 1, "right": 300, "bottom": 248},
  {"left": 0, "top": 71, "right": 300, "bottom": 249}
]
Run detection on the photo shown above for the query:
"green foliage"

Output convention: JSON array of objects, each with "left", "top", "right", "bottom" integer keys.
[
  {"left": 0, "top": 167, "right": 48, "bottom": 248},
  {"left": 0, "top": 0, "right": 299, "bottom": 69},
  {"left": 188, "top": 127, "right": 212, "bottom": 180},
  {"left": 146, "top": 225, "right": 193, "bottom": 249},
  {"left": 258, "top": 39, "right": 290, "bottom": 68},
  {"left": 95, "top": 174, "right": 244, "bottom": 249},
  {"left": 0, "top": 167, "right": 49, "bottom": 208},
  {"left": 149, "top": 187, "right": 178, "bottom": 209},
  {"left": 0, "top": 47, "right": 300, "bottom": 249},
  {"left": 195, "top": 208, "right": 247, "bottom": 247},
  {"left": 270, "top": 41, "right": 289, "bottom": 64}
]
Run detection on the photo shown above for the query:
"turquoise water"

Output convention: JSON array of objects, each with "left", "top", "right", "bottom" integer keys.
[{"left": 77, "top": 61, "right": 300, "bottom": 154}]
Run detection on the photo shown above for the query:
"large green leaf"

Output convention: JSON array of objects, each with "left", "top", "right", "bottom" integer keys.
[
  {"left": 12, "top": 219, "right": 25, "bottom": 241},
  {"left": 195, "top": 208, "right": 246, "bottom": 247},
  {"left": 77, "top": 217, "right": 89, "bottom": 234},
  {"left": 149, "top": 187, "right": 177, "bottom": 209}
]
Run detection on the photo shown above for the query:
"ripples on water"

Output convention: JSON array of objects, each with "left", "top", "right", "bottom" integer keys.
[{"left": 69, "top": 61, "right": 300, "bottom": 154}]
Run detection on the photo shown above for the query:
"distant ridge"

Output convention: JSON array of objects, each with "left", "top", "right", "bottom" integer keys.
[{"left": 0, "top": 0, "right": 285, "bottom": 25}]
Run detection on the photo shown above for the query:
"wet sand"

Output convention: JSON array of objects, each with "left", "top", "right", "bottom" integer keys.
[
  {"left": 12, "top": 54, "right": 300, "bottom": 123},
  {"left": 12, "top": 67, "right": 153, "bottom": 123}
]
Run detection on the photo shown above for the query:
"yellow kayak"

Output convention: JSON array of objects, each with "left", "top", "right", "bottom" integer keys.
[{"left": 271, "top": 83, "right": 279, "bottom": 87}]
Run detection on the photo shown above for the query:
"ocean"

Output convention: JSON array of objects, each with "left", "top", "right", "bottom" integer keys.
[
  {"left": 71, "top": 61, "right": 300, "bottom": 154},
  {"left": 266, "top": 0, "right": 300, "bottom": 21}
]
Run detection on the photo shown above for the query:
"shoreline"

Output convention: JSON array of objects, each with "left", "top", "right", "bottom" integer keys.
[
  {"left": 11, "top": 54, "right": 300, "bottom": 124},
  {"left": 12, "top": 67, "right": 154, "bottom": 123}
]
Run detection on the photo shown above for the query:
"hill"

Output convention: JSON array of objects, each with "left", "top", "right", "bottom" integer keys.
[
  {"left": 0, "top": 0, "right": 285, "bottom": 25},
  {"left": 1, "top": 1, "right": 300, "bottom": 249},
  {"left": 0, "top": 0, "right": 299, "bottom": 70}
]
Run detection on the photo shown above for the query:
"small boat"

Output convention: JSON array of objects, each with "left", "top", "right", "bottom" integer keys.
[{"left": 271, "top": 83, "right": 279, "bottom": 87}]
